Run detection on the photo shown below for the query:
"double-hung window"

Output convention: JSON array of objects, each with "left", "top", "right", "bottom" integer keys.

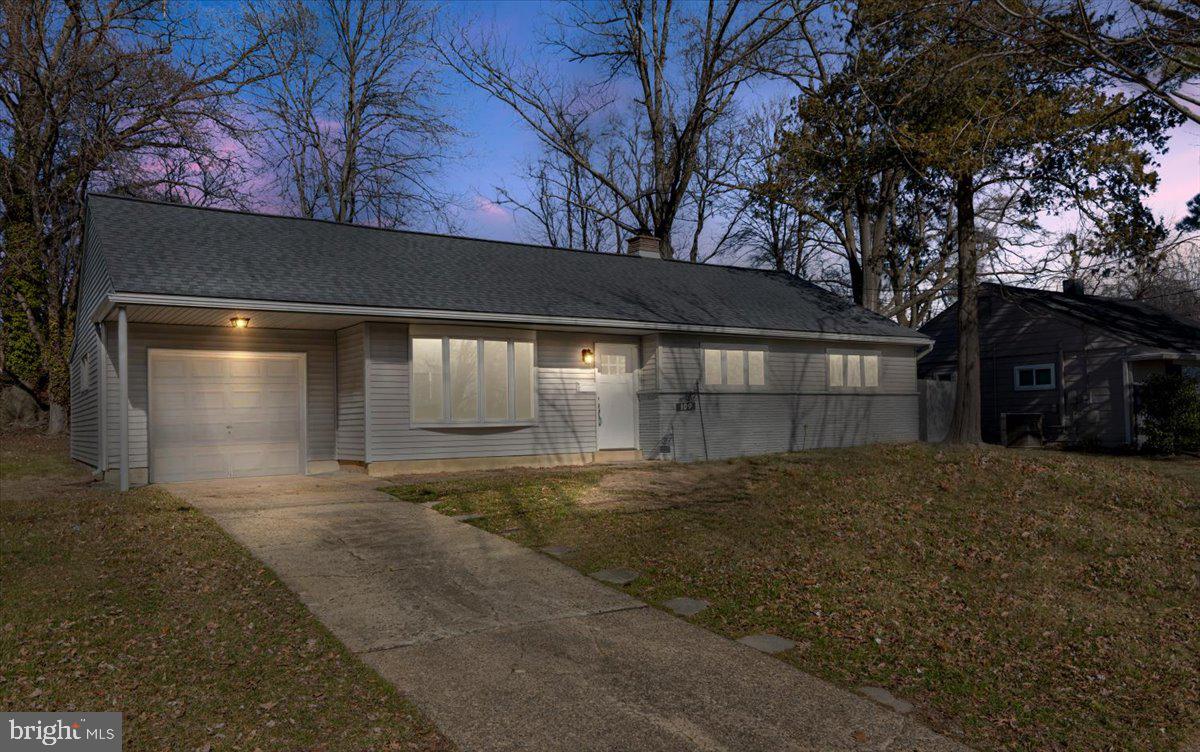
[
  {"left": 703, "top": 347, "right": 766, "bottom": 388},
  {"left": 1013, "top": 363, "right": 1055, "bottom": 391},
  {"left": 411, "top": 329, "right": 536, "bottom": 425},
  {"left": 827, "top": 350, "right": 880, "bottom": 390}
]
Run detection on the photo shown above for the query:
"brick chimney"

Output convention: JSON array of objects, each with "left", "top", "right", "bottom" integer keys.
[
  {"left": 1062, "top": 278, "right": 1085, "bottom": 296},
  {"left": 626, "top": 234, "right": 662, "bottom": 259}
]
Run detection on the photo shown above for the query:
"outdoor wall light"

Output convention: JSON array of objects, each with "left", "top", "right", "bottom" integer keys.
[
  {"left": 581, "top": 348, "right": 595, "bottom": 366},
  {"left": 230, "top": 317, "right": 251, "bottom": 329}
]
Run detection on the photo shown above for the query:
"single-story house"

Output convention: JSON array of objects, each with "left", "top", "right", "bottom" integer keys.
[
  {"left": 919, "top": 280, "right": 1200, "bottom": 447},
  {"left": 70, "top": 194, "right": 929, "bottom": 488}
]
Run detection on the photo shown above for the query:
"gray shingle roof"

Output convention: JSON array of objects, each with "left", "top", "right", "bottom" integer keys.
[
  {"left": 919, "top": 282, "right": 1200, "bottom": 364},
  {"left": 86, "top": 193, "right": 923, "bottom": 340}
]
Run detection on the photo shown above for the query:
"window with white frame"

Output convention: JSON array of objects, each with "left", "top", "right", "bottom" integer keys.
[
  {"left": 1013, "top": 363, "right": 1055, "bottom": 391},
  {"left": 703, "top": 347, "right": 765, "bottom": 388},
  {"left": 827, "top": 350, "right": 880, "bottom": 389},
  {"left": 411, "top": 334, "right": 536, "bottom": 425}
]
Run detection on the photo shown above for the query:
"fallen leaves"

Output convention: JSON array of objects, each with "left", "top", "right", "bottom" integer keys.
[{"left": 1, "top": 433, "right": 451, "bottom": 752}]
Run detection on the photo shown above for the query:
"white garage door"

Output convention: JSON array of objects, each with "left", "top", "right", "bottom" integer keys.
[{"left": 149, "top": 351, "right": 305, "bottom": 482}]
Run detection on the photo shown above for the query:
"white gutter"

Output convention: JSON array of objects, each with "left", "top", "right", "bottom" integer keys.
[{"left": 99, "top": 292, "right": 932, "bottom": 346}]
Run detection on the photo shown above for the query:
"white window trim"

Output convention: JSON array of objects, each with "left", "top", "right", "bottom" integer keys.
[
  {"left": 701, "top": 343, "right": 768, "bottom": 391},
  {"left": 1013, "top": 363, "right": 1056, "bottom": 391},
  {"left": 409, "top": 330, "right": 538, "bottom": 428},
  {"left": 826, "top": 348, "right": 882, "bottom": 391}
]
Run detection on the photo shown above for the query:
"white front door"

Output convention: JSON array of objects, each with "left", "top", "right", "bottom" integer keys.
[
  {"left": 595, "top": 342, "right": 638, "bottom": 450},
  {"left": 149, "top": 350, "right": 305, "bottom": 482}
]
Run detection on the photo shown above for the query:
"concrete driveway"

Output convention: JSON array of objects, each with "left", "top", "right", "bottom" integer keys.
[{"left": 169, "top": 473, "right": 968, "bottom": 752}]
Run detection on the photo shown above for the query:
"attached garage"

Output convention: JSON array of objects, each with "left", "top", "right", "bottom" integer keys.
[{"left": 148, "top": 350, "right": 306, "bottom": 482}]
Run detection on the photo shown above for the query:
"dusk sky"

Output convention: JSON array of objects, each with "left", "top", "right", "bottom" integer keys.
[{"left": 428, "top": 0, "right": 1198, "bottom": 245}]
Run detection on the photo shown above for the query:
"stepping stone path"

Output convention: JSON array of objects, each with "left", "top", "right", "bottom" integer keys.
[
  {"left": 540, "top": 545, "right": 576, "bottom": 558},
  {"left": 662, "top": 597, "right": 709, "bottom": 617},
  {"left": 589, "top": 568, "right": 640, "bottom": 586},
  {"left": 451, "top": 513, "right": 485, "bottom": 522},
  {"left": 737, "top": 634, "right": 795, "bottom": 654},
  {"left": 857, "top": 686, "right": 914, "bottom": 715}
]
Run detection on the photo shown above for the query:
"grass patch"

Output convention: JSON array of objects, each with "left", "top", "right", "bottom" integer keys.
[
  {"left": 1, "top": 432, "right": 450, "bottom": 752},
  {"left": 0, "top": 432, "right": 79, "bottom": 478},
  {"left": 383, "top": 444, "right": 1200, "bottom": 752}
]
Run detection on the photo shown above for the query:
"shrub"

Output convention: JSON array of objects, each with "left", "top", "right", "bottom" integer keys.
[{"left": 1139, "top": 373, "right": 1200, "bottom": 454}]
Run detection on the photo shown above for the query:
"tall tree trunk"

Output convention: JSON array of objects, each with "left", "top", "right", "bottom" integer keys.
[
  {"left": 857, "top": 191, "right": 880, "bottom": 311},
  {"left": 946, "top": 172, "right": 982, "bottom": 444}
]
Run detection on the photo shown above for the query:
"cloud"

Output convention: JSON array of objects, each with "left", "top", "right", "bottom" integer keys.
[{"left": 472, "top": 194, "right": 510, "bottom": 221}]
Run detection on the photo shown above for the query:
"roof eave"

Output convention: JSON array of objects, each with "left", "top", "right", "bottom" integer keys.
[{"left": 98, "top": 292, "right": 931, "bottom": 346}]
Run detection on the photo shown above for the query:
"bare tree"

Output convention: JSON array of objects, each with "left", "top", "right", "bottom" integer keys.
[
  {"left": 496, "top": 142, "right": 619, "bottom": 253},
  {"left": 437, "top": 0, "right": 801, "bottom": 257},
  {"left": 250, "top": 0, "right": 456, "bottom": 228},
  {"left": 719, "top": 102, "right": 824, "bottom": 275},
  {"left": 1, "top": 0, "right": 274, "bottom": 431}
]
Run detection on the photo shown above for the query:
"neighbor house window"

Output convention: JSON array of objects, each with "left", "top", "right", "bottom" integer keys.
[
  {"left": 411, "top": 334, "right": 536, "bottom": 424},
  {"left": 703, "top": 347, "right": 765, "bottom": 388},
  {"left": 1014, "top": 363, "right": 1055, "bottom": 391},
  {"left": 828, "top": 350, "right": 881, "bottom": 389}
]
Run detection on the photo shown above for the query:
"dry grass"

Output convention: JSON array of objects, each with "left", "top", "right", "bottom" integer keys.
[
  {"left": 385, "top": 443, "right": 1200, "bottom": 752},
  {"left": 1, "top": 432, "right": 451, "bottom": 752}
]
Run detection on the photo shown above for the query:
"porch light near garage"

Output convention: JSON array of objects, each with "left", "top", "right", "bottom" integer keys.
[
  {"left": 230, "top": 316, "right": 251, "bottom": 329},
  {"left": 581, "top": 348, "right": 595, "bottom": 366}
]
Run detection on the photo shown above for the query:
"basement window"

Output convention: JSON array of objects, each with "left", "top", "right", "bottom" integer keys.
[
  {"left": 1014, "top": 363, "right": 1055, "bottom": 391},
  {"left": 828, "top": 350, "right": 880, "bottom": 390},
  {"left": 411, "top": 333, "right": 536, "bottom": 426}
]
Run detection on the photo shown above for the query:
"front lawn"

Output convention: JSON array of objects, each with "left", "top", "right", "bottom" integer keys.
[
  {"left": 0, "top": 433, "right": 450, "bottom": 751},
  {"left": 384, "top": 443, "right": 1199, "bottom": 752}
]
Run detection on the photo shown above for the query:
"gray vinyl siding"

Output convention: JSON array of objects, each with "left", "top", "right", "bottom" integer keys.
[
  {"left": 103, "top": 323, "right": 336, "bottom": 469},
  {"left": 637, "top": 335, "right": 662, "bottom": 455},
  {"left": 648, "top": 394, "right": 918, "bottom": 461},
  {"left": 69, "top": 216, "right": 115, "bottom": 468},
  {"left": 640, "top": 334, "right": 919, "bottom": 461},
  {"left": 69, "top": 328, "right": 101, "bottom": 467},
  {"left": 335, "top": 325, "right": 366, "bottom": 461},
  {"left": 364, "top": 323, "right": 601, "bottom": 461}
]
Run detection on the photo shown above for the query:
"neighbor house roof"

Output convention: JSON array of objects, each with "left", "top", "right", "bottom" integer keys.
[
  {"left": 920, "top": 282, "right": 1200, "bottom": 363},
  {"left": 84, "top": 193, "right": 925, "bottom": 342}
]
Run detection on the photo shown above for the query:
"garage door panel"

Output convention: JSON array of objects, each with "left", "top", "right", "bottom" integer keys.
[
  {"left": 228, "top": 389, "right": 263, "bottom": 409},
  {"left": 189, "top": 359, "right": 227, "bottom": 379},
  {"left": 229, "top": 444, "right": 299, "bottom": 478},
  {"left": 150, "top": 351, "right": 304, "bottom": 482},
  {"left": 265, "top": 360, "right": 298, "bottom": 379},
  {"left": 229, "top": 359, "right": 264, "bottom": 378},
  {"left": 264, "top": 388, "right": 297, "bottom": 407},
  {"left": 154, "top": 447, "right": 230, "bottom": 483},
  {"left": 155, "top": 358, "right": 187, "bottom": 378}
]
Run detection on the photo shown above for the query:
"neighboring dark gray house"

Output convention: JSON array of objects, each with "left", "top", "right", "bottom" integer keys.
[
  {"left": 919, "top": 281, "right": 1200, "bottom": 447},
  {"left": 70, "top": 194, "right": 928, "bottom": 488}
]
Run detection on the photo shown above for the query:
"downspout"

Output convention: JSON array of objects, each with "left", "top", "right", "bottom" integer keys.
[
  {"left": 118, "top": 306, "right": 129, "bottom": 491},
  {"left": 96, "top": 322, "right": 108, "bottom": 473},
  {"left": 1057, "top": 343, "right": 1066, "bottom": 442}
]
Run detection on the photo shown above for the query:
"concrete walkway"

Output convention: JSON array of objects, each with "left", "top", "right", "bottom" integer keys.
[{"left": 169, "top": 473, "right": 968, "bottom": 752}]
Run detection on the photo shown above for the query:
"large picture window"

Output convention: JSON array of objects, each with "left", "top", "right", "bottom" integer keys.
[
  {"left": 703, "top": 347, "right": 766, "bottom": 388},
  {"left": 411, "top": 334, "right": 536, "bottom": 425},
  {"left": 828, "top": 350, "right": 881, "bottom": 390}
]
